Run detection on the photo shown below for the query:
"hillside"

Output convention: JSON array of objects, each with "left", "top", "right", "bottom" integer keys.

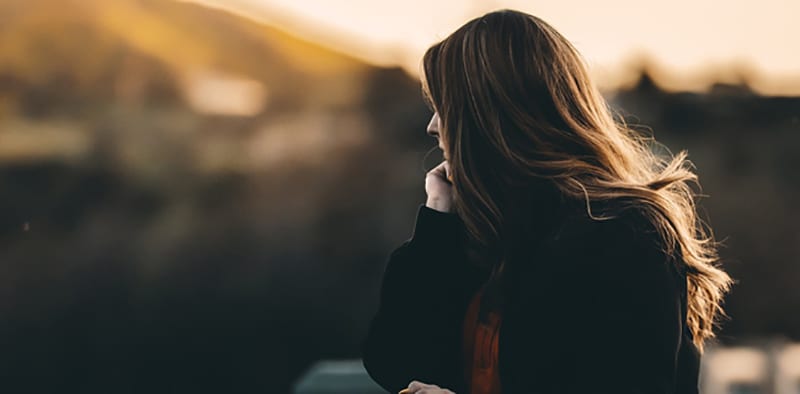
[{"left": 0, "top": 0, "right": 373, "bottom": 116}]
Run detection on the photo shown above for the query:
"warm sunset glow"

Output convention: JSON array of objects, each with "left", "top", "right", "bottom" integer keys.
[{"left": 186, "top": 0, "right": 800, "bottom": 95}]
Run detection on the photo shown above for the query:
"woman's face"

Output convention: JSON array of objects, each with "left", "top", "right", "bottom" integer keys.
[{"left": 426, "top": 112, "right": 448, "bottom": 160}]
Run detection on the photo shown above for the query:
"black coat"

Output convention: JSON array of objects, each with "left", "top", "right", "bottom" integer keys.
[{"left": 361, "top": 201, "right": 700, "bottom": 394}]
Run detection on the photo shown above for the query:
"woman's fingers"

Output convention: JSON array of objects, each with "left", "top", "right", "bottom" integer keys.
[
  {"left": 427, "top": 161, "right": 452, "bottom": 187},
  {"left": 425, "top": 161, "right": 454, "bottom": 212},
  {"left": 401, "top": 380, "right": 453, "bottom": 393},
  {"left": 428, "top": 161, "right": 448, "bottom": 180},
  {"left": 403, "top": 380, "right": 434, "bottom": 393},
  {"left": 410, "top": 380, "right": 436, "bottom": 390}
]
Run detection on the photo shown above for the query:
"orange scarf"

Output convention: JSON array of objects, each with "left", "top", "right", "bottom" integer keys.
[{"left": 462, "top": 284, "right": 502, "bottom": 394}]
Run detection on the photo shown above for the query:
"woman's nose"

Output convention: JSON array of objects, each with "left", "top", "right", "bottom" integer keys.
[{"left": 426, "top": 113, "right": 439, "bottom": 137}]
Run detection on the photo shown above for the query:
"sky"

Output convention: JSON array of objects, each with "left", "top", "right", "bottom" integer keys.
[{"left": 187, "top": 0, "right": 800, "bottom": 95}]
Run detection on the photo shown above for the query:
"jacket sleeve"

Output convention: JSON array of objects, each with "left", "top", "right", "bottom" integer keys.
[
  {"left": 362, "top": 204, "right": 484, "bottom": 394},
  {"left": 501, "top": 209, "right": 687, "bottom": 394}
]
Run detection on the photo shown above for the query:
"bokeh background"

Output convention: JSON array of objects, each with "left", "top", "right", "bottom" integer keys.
[{"left": 0, "top": 0, "right": 798, "bottom": 392}]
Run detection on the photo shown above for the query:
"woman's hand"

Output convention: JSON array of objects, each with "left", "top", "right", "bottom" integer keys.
[
  {"left": 399, "top": 380, "right": 456, "bottom": 394},
  {"left": 425, "top": 160, "right": 454, "bottom": 213}
]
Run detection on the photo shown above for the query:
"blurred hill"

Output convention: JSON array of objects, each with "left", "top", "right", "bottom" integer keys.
[
  {"left": 0, "top": 0, "right": 369, "bottom": 116},
  {"left": 0, "top": 1, "right": 798, "bottom": 393}
]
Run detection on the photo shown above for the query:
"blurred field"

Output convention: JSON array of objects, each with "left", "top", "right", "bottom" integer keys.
[{"left": 0, "top": 0, "right": 798, "bottom": 393}]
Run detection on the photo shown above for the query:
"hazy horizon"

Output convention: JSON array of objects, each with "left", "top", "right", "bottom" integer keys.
[{"left": 186, "top": 0, "right": 800, "bottom": 96}]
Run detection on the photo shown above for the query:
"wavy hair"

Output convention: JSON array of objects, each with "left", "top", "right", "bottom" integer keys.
[{"left": 420, "top": 9, "right": 732, "bottom": 351}]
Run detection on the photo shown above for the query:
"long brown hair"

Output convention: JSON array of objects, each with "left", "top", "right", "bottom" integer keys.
[{"left": 420, "top": 9, "right": 732, "bottom": 351}]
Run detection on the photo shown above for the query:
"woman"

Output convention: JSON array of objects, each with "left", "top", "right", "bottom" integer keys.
[{"left": 361, "top": 9, "right": 732, "bottom": 394}]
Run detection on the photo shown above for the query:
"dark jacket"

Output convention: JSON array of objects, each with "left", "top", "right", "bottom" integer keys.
[{"left": 361, "top": 201, "right": 700, "bottom": 394}]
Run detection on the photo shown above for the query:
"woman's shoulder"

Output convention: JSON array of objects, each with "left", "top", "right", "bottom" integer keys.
[
  {"left": 542, "top": 200, "right": 677, "bottom": 274},
  {"left": 547, "top": 199, "right": 654, "bottom": 238}
]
